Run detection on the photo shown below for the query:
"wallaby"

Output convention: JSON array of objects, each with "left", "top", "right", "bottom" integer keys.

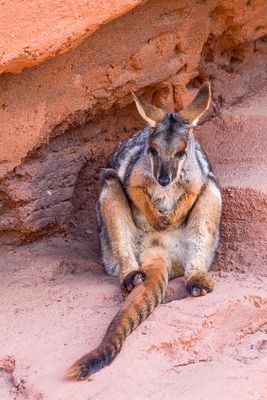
[{"left": 67, "top": 83, "right": 222, "bottom": 380}]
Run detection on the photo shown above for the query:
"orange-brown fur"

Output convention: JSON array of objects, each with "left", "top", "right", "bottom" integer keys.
[
  {"left": 167, "top": 190, "right": 199, "bottom": 227},
  {"left": 128, "top": 185, "right": 169, "bottom": 231},
  {"left": 99, "top": 175, "right": 138, "bottom": 284}
]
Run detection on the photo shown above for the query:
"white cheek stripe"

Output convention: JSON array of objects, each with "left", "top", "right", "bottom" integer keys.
[{"left": 117, "top": 146, "right": 140, "bottom": 180}]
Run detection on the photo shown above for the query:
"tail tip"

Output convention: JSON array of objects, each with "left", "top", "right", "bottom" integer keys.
[
  {"left": 67, "top": 343, "right": 117, "bottom": 381},
  {"left": 66, "top": 364, "right": 88, "bottom": 381}
]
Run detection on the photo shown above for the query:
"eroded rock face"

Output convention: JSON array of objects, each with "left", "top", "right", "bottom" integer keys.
[
  {"left": 0, "top": 0, "right": 146, "bottom": 74},
  {"left": 1, "top": 0, "right": 266, "bottom": 178},
  {"left": 0, "top": 105, "right": 143, "bottom": 243},
  {"left": 0, "top": 0, "right": 266, "bottom": 257}
]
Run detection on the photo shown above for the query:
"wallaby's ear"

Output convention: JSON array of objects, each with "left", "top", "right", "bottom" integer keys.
[
  {"left": 131, "top": 91, "right": 165, "bottom": 127},
  {"left": 179, "top": 82, "right": 211, "bottom": 126}
]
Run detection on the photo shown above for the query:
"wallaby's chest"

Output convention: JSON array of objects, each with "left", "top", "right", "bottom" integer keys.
[
  {"left": 147, "top": 183, "right": 184, "bottom": 213},
  {"left": 130, "top": 182, "right": 184, "bottom": 232}
]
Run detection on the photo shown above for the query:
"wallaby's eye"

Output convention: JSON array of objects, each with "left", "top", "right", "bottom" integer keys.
[
  {"left": 148, "top": 147, "right": 158, "bottom": 156},
  {"left": 175, "top": 150, "right": 186, "bottom": 158}
]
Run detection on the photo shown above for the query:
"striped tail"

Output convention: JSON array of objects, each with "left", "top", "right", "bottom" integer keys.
[{"left": 67, "top": 255, "right": 168, "bottom": 380}]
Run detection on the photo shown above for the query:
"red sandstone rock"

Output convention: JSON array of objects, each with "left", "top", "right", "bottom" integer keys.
[
  {"left": 196, "top": 91, "right": 267, "bottom": 274},
  {"left": 0, "top": 0, "right": 146, "bottom": 74},
  {"left": 0, "top": 0, "right": 266, "bottom": 178}
]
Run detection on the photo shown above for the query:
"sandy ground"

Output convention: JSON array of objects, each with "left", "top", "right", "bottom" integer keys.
[{"left": 0, "top": 235, "right": 266, "bottom": 400}]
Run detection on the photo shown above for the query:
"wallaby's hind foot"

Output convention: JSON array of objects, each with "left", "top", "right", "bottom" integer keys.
[
  {"left": 185, "top": 272, "right": 214, "bottom": 297},
  {"left": 121, "top": 270, "right": 146, "bottom": 297}
]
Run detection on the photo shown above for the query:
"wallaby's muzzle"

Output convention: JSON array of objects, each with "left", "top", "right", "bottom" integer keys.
[
  {"left": 157, "top": 163, "right": 171, "bottom": 187},
  {"left": 158, "top": 174, "right": 170, "bottom": 187}
]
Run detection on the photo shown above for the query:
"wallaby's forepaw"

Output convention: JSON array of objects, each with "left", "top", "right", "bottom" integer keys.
[
  {"left": 121, "top": 270, "right": 146, "bottom": 297},
  {"left": 151, "top": 214, "right": 169, "bottom": 231},
  {"left": 186, "top": 272, "right": 214, "bottom": 297}
]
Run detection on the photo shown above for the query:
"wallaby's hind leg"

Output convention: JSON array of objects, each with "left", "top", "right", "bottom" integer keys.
[
  {"left": 98, "top": 170, "right": 145, "bottom": 296},
  {"left": 184, "top": 180, "right": 222, "bottom": 297}
]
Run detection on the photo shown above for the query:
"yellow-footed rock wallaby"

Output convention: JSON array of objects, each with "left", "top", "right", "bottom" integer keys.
[{"left": 67, "top": 83, "right": 222, "bottom": 380}]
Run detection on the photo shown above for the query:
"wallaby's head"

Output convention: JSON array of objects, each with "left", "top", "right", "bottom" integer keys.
[{"left": 132, "top": 83, "right": 211, "bottom": 187}]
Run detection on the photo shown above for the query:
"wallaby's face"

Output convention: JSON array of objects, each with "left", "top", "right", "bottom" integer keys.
[
  {"left": 147, "top": 115, "right": 189, "bottom": 187},
  {"left": 132, "top": 83, "right": 211, "bottom": 188}
]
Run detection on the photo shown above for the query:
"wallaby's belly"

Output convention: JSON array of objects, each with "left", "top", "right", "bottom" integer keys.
[
  {"left": 132, "top": 207, "right": 189, "bottom": 277},
  {"left": 130, "top": 182, "right": 190, "bottom": 276}
]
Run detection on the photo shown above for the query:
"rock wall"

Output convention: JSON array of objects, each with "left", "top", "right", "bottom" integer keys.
[
  {"left": 0, "top": 0, "right": 146, "bottom": 74},
  {"left": 0, "top": 0, "right": 266, "bottom": 263}
]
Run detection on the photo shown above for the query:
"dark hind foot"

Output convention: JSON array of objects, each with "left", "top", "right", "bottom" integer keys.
[
  {"left": 186, "top": 272, "right": 214, "bottom": 297},
  {"left": 121, "top": 270, "right": 146, "bottom": 297}
]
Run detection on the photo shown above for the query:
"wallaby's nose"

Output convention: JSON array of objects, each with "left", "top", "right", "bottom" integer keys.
[{"left": 158, "top": 175, "right": 170, "bottom": 187}]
